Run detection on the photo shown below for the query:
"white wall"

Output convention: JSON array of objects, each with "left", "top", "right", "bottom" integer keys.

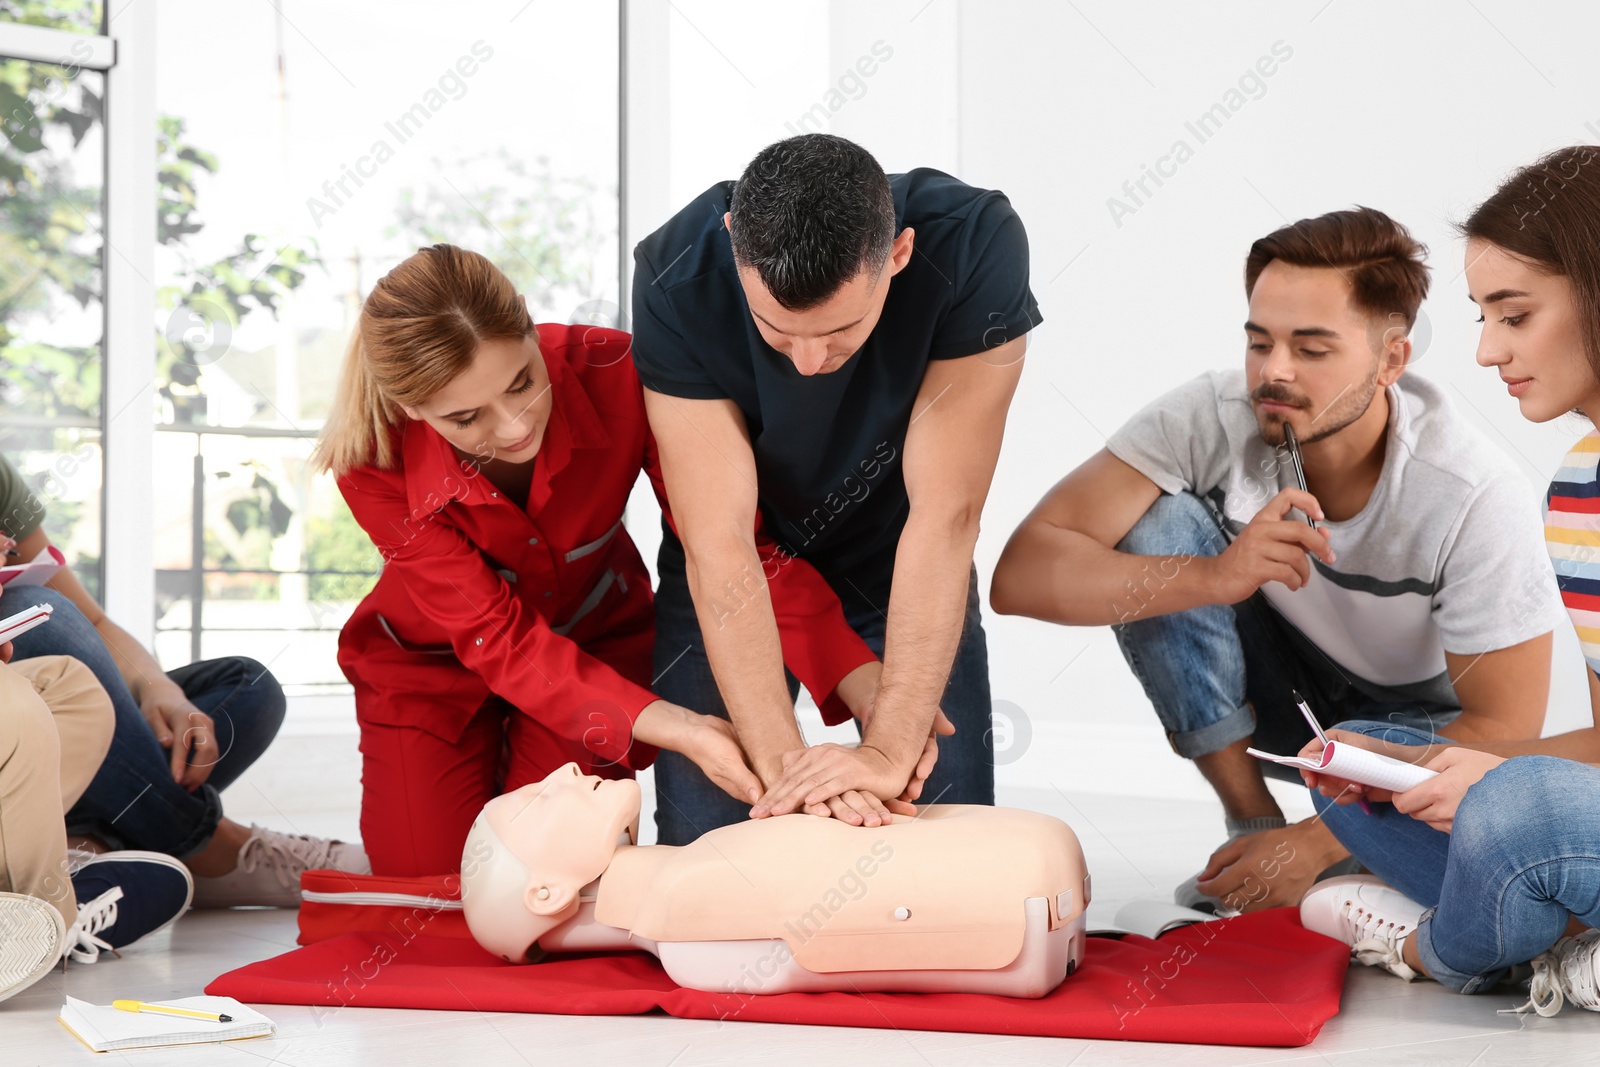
[{"left": 625, "top": 0, "right": 1600, "bottom": 800}]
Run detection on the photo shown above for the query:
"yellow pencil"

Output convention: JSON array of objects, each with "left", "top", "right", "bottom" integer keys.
[{"left": 112, "top": 999, "right": 232, "bottom": 1023}]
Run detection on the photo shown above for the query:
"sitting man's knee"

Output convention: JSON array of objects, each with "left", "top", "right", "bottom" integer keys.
[
  {"left": 1328, "top": 718, "right": 1436, "bottom": 747},
  {"left": 1116, "top": 492, "right": 1225, "bottom": 559}
]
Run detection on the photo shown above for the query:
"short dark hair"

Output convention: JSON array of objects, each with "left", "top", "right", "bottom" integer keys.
[
  {"left": 728, "top": 134, "right": 896, "bottom": 311},
  {"left": 1459, "top": 145, "right": 1600, "bottom": 376},
  {"left": 1244, "top": 206, "right": 1431, "bottom": 333}
]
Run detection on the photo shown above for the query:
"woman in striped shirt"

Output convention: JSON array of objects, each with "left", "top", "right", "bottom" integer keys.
[{"left": 1293, "top": 145, "right": 1600, "bottom": 1016}]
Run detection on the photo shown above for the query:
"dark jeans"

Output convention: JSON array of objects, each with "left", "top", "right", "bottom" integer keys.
[
  {"left": 650, "top": 528, "right": 994, "bottom": 846},
  {"left": 9, "top": 585, "right": 285, "bottom": 857},
  {"left": 1111, "top": 491, "right": 1459, "bottom": 780}
]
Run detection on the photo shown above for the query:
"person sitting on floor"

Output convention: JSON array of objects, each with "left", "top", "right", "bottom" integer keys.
[
  {"left": 991, "top": 206, "right": 1561, "bottom": 914},
  {"left": 0, "top": 453, "right": 369, "bottom": 908},
  {"left": 0, "top": 583, "right": 193, "bottom": 1004},
  {"left": 1301, "top": 146, "right": 1600, "bottom": 1018}
]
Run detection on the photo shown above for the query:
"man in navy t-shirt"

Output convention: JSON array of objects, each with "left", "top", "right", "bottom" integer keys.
[{"left": 633, "top": 133, "right": 1039, "bottom": 845}]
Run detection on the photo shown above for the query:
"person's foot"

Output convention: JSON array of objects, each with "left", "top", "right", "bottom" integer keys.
[
  {"left": 190, "top": 827, "right": 370, "bottom": 908},
  {"left": 0, "top": 893, "right": 67, "bottom": 1003},
  {"left": 1512, "top": 929, "right": 1600, "bottom": 1017},
  {"left": 1299, "top": 875, "right": 1425, "bottom": 981},
  {"left": 63, "top": 851, "right": 195, "bottom": 965}
]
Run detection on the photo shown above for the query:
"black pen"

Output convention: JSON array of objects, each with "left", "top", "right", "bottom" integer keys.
[{"left": 1281, "top": 423, "right": 1319, "bottom": 530}]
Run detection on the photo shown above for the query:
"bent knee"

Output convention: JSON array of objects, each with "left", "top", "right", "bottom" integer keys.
[{"left": 1115, "top": 492, "right": 1225, "bottom": 558}]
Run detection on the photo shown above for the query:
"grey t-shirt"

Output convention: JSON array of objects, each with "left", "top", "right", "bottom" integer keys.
[{"left": 1106, "top": 369, "right": 1563, "bottom": 703}]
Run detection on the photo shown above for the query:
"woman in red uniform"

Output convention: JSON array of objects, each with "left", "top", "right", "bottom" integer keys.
[{"left": 317, "top": 245, "right": 881, "bottom": 875}]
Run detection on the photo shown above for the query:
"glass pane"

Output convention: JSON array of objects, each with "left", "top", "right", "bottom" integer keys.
[
  {"left": 0, "top": 1, "right": 105, "bottom": 36},
  {"left": 151, "top": 1, "right": 620, "bottom": 694},
  {"left": 0, "top": 47, "right": 104, "bottom": 597}
]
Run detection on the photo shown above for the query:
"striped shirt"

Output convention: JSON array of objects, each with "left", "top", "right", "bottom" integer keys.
[{"left": 1548, "top": 432, "right": 1600, "bottom": 677}]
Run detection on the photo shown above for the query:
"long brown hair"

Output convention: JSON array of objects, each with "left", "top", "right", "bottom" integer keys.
[
  {"left": 315, "top": 244, "right": 533, "bottom": 474},
  {"left": 1460, "top": 146, "right": 1600, "bottom": 376}
]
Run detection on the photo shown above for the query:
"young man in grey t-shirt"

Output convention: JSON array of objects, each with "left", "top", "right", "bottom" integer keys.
[{"left": 991, "top": 207, "right": 1561, "bottom": 913}]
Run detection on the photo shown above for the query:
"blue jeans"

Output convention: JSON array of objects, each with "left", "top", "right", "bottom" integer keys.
[
  {"left": 650, "top": 527, "right": 994, "bottom": 846},
  {"left": 8, "top": 585, "right": 286, "bottom": 858},
  {"left": 1112, "top": 492, "right": 1457, "bottom": 776},
  {"left": 1315, "top": 721, "right": 1600, "bottom": 993}
]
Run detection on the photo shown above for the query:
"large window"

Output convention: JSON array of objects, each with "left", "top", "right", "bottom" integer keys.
[
  {"left": 0, "top": 3, "right": 107, "bottom": 597},
  {"left": 148, "top": 1, "right": 621, "bottom": 700}
]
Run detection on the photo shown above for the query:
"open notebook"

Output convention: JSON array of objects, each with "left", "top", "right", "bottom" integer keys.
[
  {"left": 59, "top": 996, "right": 273, "bottom": 1052},
  {"left": 1248, "top": 739, "right": 1438, "bottom": 793},
  {"left": 0, "top": 544, "right": 64, "bottom": 587}
]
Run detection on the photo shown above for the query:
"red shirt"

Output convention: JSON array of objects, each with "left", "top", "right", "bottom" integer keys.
[{"left": 336, "top": 323, "right": 873, "bottom": 772}]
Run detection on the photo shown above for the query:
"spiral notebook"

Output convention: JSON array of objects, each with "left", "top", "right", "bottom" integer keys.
[
  {"left": 58, "top": 996, "right": 273, "bottom": 1052},
  {"left": 1247, "top": 739, "right": 1438, "bottom": 793}
]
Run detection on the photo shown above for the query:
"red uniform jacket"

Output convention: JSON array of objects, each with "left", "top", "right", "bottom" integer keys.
[{"left": 336, "top": 323, "right": 874, "bottom": 774}]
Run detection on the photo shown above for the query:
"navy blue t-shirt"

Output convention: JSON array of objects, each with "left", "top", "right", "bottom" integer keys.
[{"left": 631, "top": 168, "right": 1040, "bottom": 580}]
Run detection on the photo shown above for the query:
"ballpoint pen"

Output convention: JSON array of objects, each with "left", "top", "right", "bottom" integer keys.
[
  {"left": 1294, "top": 688, "right": 1374, "bottom": 814},
  {"left": 113, "top": 1000, "right": 232, "bottom": 1023},
  {"left": 1282, "top": 423, "right": 1318, "bottom": 530}
]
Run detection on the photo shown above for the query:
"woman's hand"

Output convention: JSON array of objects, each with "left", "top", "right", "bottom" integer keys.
[
  {"left": 683, "top": 713, "right": 766, "bottom": 806},
  {"left": 139, "top": 681, "right": 219, "bottom": 790},
  {"left": 1392, "top": 748, "right": 1507, "bottom": 834},
  {"left": 1297, "top": 728, "right": 1434, "bottom": 805},
  {"left": 633, "top": 700, "right": 763, "bottom": 806}
]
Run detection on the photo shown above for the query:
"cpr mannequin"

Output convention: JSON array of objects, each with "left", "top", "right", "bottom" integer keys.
[{"left": 460, "top": 763, "right": 1090, "bottom": 999}]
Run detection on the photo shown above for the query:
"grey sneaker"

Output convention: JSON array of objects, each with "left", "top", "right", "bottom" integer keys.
[
  {"left": 191, "top": 826, "right": 371, "bottom": 908},
  {"left": 0, "top": 893, "right": 66, "bottom": 1003}
]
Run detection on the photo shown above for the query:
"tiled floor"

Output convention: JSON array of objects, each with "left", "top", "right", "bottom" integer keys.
[{"left": 9, "top": 747, "right": 1600, "bottom": 1065}]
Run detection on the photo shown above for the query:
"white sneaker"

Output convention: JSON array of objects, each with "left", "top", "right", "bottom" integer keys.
[
  {"left": 1300, "top": 875, "right": 1425, "bottom": 981},
  {"left": 0, "top": 893, "right": 66, "bottom": 1003},
  {"left": 191, "top": 826, "right": 371, "bottom": 908},
  {"left": 1508, "top": 929, "right": 1600, "bottom": 1017}
]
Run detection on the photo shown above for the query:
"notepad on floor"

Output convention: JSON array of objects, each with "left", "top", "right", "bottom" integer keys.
[
  {"left": 1247, "top": 739, "right": 1437, "bottom": 793},
  {"left": 58, "top": 995, "right": 273, "bottom": 1052}
]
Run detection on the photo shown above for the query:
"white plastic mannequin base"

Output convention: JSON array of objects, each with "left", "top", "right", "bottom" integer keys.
[{"left": 539, "top": 896, "right": 1086, "bottom": 999}]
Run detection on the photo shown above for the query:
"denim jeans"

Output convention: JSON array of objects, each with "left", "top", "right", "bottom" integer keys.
[
  {"left": 8, "top": 585, "right": 286, "bottom": 858},
  {"left": 1111, "top": 491, "right": 1458, "bottom": 777},
  {"left": 1314, "top": 721, "right": 1600, "bottom": 993},
  {"left": 650, "top": 527, "right": 994, "bottom": 846}
]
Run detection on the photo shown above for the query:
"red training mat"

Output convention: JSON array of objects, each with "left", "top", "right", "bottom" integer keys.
[{"left": 208, "top": 908, "right": 1347, "bottom": 1047}]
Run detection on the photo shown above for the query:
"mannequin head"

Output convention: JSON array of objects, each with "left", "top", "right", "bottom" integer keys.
[{"left": 460, "top": 763, "right": 642, "bottom": 963}]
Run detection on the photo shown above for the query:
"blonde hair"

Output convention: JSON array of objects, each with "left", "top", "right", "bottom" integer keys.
[{"left": 315, "top": 244, "right": 534, "bottom": 474}]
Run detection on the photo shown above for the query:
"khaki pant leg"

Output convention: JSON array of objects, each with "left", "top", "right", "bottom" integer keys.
[
  {"left": 0, "top": 660, "right": 83, "bottom": 928},
  {"left": 12, "top": 655, "right": 115, "bottom": 810}
]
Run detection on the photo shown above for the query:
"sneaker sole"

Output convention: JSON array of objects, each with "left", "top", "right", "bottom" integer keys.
[
  {"left": 71, "top": 851, "right": 195, "bottom": 946},
  {"left": 0, "top": 893, "right": 66, "bottom": 1003}
]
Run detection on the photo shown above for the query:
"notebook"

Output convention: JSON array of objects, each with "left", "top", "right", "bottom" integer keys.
[
  {"left": 0, "top": 544, "right": 65, "bottom": 587},
  {"left": 1247, "top": 739, "right": 1438, "bottom": 793},
  {"left": 58, "top": 995, "right": 274, "bottom": 1052}
]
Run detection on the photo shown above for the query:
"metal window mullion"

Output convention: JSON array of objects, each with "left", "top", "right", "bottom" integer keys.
[
  {"left": 0, "top": 23, "right": 115, "bottom": 69},
  {"left": 99, "top": 5, "right": 157, "bottom": 647}
]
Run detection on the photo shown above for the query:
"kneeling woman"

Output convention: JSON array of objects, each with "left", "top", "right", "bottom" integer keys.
[
  {"left": 317, "top": 245, "right": 877, "bottom": 875},
  {"left": 1299, "top": 146, "right": 1600, "bottom": 1016}
]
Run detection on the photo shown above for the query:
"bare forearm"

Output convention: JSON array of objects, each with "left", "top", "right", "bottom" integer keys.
[
  {"left": 93, "top": 617, "right": 175, "bottom": 703},
  {"left": 684, "top": 536, "right": 803, "bottom": 778},
  {"left": 993, "top": 520, "right": 1224, "bottom": 626},
  {"left": 1467, "top": 726, "right": 1600, "bottom": 762},
  {"left": 865, "top": 513, "right": 976, "bottom": 770}
]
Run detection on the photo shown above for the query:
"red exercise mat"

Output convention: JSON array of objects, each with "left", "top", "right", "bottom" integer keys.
[{"left": 208, "top": 908, "right": 1347, "bottom": 1047}]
